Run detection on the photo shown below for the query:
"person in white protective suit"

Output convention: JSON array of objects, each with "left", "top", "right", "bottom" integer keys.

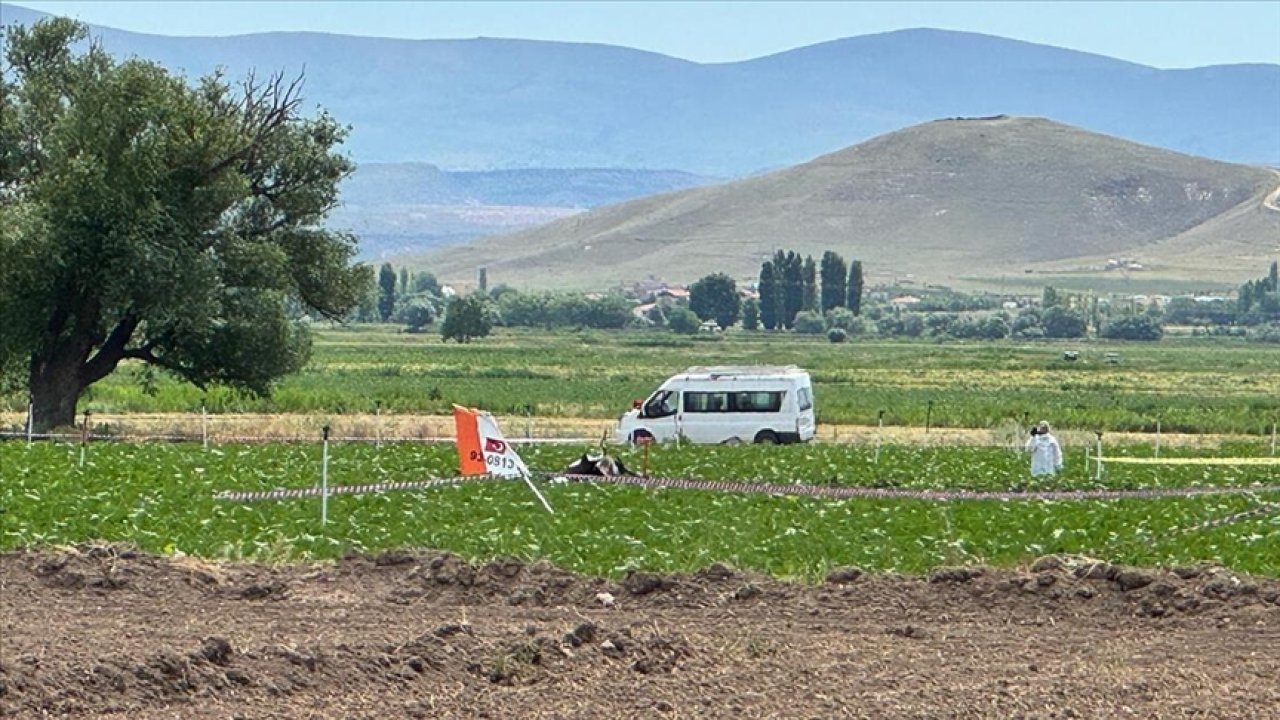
[{"left": 1025, "top": 420, "right": 1063, "bottom": 477}]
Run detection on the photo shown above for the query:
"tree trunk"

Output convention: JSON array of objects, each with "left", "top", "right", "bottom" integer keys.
[
  {"left": 29, "top": 355, "right": 86, "bottom": 432},
  {"left": 27, "top": 305, "right": 139, "bottom": 433}
]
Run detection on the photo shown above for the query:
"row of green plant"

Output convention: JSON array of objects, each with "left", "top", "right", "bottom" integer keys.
[{"left": 3, "top": 441, "right": 1277, "bottom": 577}]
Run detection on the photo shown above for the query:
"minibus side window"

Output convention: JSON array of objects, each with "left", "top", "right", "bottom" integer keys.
[
  {"left": 684, "top": 392, "right": 728, "bottom": 413},
  {"left": 727, "top": 391, "right": 783, "bottom": 413}
]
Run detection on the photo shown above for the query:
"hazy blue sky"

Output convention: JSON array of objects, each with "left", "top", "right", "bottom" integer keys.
[{"left": 9, "top": 1, "right": 1280, "bottom": 68}]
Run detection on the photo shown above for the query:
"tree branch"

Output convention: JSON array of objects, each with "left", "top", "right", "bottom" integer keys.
[
  {"left": 80, "top": 312, "right": 139, "bottom": 386},
  {"left": 121, "top": 344, "right": 208, "bottom": 391}
]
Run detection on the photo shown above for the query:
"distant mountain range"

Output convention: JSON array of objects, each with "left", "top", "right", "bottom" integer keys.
[
  {"left": 418, "top": 117, "right": 1280, "bottom": 290},
  {"left": 6, "top": 4, "right": 1277, "bottom": 283},
  {"left": 4, "top": 4, "right": 1278, "bottom": 176}
]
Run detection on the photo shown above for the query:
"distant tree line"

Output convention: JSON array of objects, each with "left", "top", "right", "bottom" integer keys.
[
  {"left": 358, "top": 259, "right": 1279, "bottom": 345},
  {"left": 756, "top": 250, "right": 863, "bottom": 330}
]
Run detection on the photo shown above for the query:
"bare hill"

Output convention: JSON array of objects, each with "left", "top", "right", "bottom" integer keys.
[{"left": 419, "top": 117, "right": 1280, "bottom": 290}]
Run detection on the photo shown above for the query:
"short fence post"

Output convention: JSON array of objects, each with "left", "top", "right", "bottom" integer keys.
[
  {"left": 1154, "top": 420, "right": 1161, "bottom": 458},
  {"left": 26, "top": 399, "right": 34, "bottom": 446},
  {"left": 925, "top": 401, "right": 934, "bottom": 434},
  {"left": 79, "top": 410, "right": 91, "bottom": 468},
  {"left": 874, "top": 409, "right": 884, "bottom": 464},
  {"left": 375, "top": 401, "right": 383, "bottom": 449},
  {"left": 201, "top": 403, "right": 208, "bottom": 451},
  {"left": 321, "top": 425, "right": 331, "bottom": 527},
  {"left": 1094, "top": 431, "right": 1104, "bottom": 481},
  {"left": 1272, "top": 423, "right": 1278, "bottom": 456}
]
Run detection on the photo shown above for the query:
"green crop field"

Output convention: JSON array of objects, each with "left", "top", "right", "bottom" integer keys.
[
  {"left": 3, "top": 440, "right": 1277, "bottom": 579},
  {"left": 5, "top": 326, "right": 1279, "bottom": 436}
]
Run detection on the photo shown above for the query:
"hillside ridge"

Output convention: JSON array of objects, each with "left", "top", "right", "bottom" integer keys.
[{"left": 414, "top": 117, "right": 1279, "bottom": 290}]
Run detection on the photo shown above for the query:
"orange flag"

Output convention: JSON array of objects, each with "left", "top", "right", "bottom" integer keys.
[{"left": 453, "top": 405, "right": 487, "bottom": 475}]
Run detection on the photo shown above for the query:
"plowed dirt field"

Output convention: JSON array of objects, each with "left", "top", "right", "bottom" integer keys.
[{"left": 2, "top": 546, "right": 1278, "bottom": 719}]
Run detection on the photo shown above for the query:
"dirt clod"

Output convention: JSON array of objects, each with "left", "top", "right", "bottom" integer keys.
[
  {"left": 825, "top": 566, "right": 863, "bottom": 584},
  {"left": 1114, "top": 569, "right": 1156, "bottom": 592},
  {"left": 564, "top": 622, "right": 597, "bottom": 648},
  {"left": 196, "top": 637, "right": 233, "bottom": 666},
  {"left": 622, "top": 571, "right": 670, "bottom": 595},
  {"left": 928, "top": 566, "right": 985, "bottom": 584}
]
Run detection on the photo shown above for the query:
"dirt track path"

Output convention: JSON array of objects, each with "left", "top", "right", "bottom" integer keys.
[
  {"left": 0, "top": 411, "right": 1257, "bottom": 449},
  {"left": 1263, "top": 169, "right": 1280, "bottom": 213},
  {"left": 3, "top": 547, "right": 1278, "bottom": 719}
]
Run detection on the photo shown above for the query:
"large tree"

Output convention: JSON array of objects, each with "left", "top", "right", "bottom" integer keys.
[
  {"left": 378, "top": 263, "right": 397, "bottom": 321},
  {"left": 819, "top": 251, "right": 847, "bottom": 312},
  {"left": 688, "top": 272, "right": 740, "bottom": 329},
  {"left": 846, "top": 260, "right": 864, "bottom": 316},
  {"left": 801, "top": 256, "right": 818, "bottom": 312},
  {"left": 0, "top": 20, "right": 370, "bottom": 430},
  {"left": 440, "top": 294, "right": 494, "bottom": 343},
  {"left": 777, "top": 250, "right": 804, "bottom": 329},
  {"left": 757, "top": 261, "right": 780, "bottom": 330}
]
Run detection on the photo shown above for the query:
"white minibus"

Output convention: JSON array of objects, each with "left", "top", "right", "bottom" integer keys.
[{"left": 615, "top": 366, "right": 816, "bottom": 445}]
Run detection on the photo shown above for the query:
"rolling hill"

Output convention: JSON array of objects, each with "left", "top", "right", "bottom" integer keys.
[
  {"left": 416, "top": 117, "right": 1280, "bottom": 290},
  {"left": 4, "top": 4, "right": 1278, "bottom": 175}
]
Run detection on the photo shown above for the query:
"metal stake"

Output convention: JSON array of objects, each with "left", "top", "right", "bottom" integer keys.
[{"left": 321, "top": 425, "right": 331, "bottom": 526}]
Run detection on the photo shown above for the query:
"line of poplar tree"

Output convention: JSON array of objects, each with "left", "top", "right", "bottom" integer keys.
[{"left": 757, "top": 250, "right": 863, "bottom": 330}]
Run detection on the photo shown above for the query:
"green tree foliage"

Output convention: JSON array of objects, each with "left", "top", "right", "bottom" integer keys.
[
  {"left": 440, "top": 294, "right": 494, "bottom": 343},
  {"left": 826, "top": 328, "right": 848, "bottom": 343},
  {"left": 1101, "top": 315, "right": 1164, "bottom": 341},
  {"left": 802, "top": 256, "right": 818, "bottom": 312},
  {"left": 0, "top": 20, "right": 369, "bottom": 429},
  {"left": 741, "top": 298, "right": 760, "bottom": 331},
  {"left": 399, "top": 297, "right": 437, "bottom": 333},
  {"left": 824, "top": 307, "right": 858, "bottom": 332},
  {"left": 792, "top": 310, "right": 826, "bottom": 335},
  {"left": 1236, "top": 261, "right": 1280, "bottom": 324},
  {"left": 378, "top": 263, "right": 398, "bottom": 321},
  {"left": 1041, "top": 306, "right": 1087, "bottom": 338},
  {"left": 666, "top": 306, "right": 700, "bottom": 335},
  {"left": 777, "top": 250, "right": 805, "bottom": 328},
  {"left": 947, "top": 313, "right": 1003, "bottom": 338},
  {"left": 1163, "top": 297, "right": 1236, "bottom": 326},
  {"left": 495, "top": 291, "right": 632, "bottom": 329},
  {"left": 412, "top": 271, "right": 441, "bottom": 296},
  {"left": 644, "top": 304, "right": 667, "bottom": 327},
  {"left": 846, "top": 261, "right": 864, "bottom": 315},
  {"left": 1041, "top": 286, "right": 1063, "bottom": 309},
  {"left": 688, "top": 273, "right": 741, "bottom": 329},
  {"left": 397, "top": 267, "right": 410, "bottom": 296},
  {"left": 877, "top": 314, "right": 924, "bottom": 337},
  {"left": 819, "top": 251, "right": 848, "bottom": 312},
  {"left": 757, "top": 261, "right": 780, "bottom": 330}
]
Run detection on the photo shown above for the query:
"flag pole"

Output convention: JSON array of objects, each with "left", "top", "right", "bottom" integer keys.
[{"left": 520, "top": 469, "right": 555, "bottom": 515}]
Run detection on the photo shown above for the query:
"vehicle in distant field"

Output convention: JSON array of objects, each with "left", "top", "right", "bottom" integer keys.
[{"left": 615, "top": 366, "right": 815, "bottom": 445}]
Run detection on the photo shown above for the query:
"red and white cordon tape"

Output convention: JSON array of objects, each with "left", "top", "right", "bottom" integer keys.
[
  {"left": 214, "top": 475, "right": 504, "bottom": 502},
  {"left": 214, "top": 472, "right": 1280, "bottom": 504}
]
